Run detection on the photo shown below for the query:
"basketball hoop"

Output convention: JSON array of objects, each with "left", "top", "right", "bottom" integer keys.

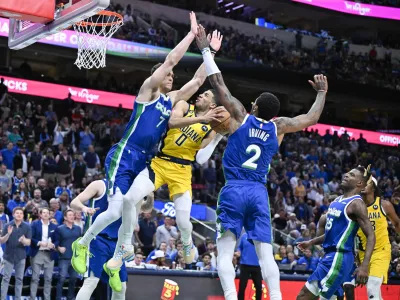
[{"left": 73, "top": 10, "right": 123, "bottom": 69}]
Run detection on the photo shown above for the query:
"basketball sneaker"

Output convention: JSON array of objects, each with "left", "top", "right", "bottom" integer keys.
[
  {"left": 103, "top": 263, "right": 122, "bottom": 292},
  {"left": 71, "top": 237, "right": 91, "bottom": 274},
  {"left": 183, "top": 241, "right": 195, "bottom": 264},
  {"left": 107, "top": 244, "right": 135, "bottom": 270}
]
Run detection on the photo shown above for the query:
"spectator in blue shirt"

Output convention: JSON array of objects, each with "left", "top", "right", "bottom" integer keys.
[
  {"left": 1, "top": 142, "right": 16, "bottom": 173},
  {"left": 49, "top": 198, "right": 64, "bottom": 225},
  {"left": 280, "top": 252, "right": 297, "bottom": 269},
  {"left": 79, "top": 126, "right": 95, "bottom": 152},
  {"left": 297, "top": 248, "right": 318, "bottom": 271},
  {"left": 0, "top": 202, "right": 9, "bottom": 228},
  {"left": 7, "top": 191, "right": 26, "bottom": 220},
  {"left": 237, "top": 233, "right": 262, "bottom": 300},
  {"left": 195, "top": 252, "right": 216, "bottom": 271},
  {"left": 55, "top": 179, "right": 72, "bottom": 200}
]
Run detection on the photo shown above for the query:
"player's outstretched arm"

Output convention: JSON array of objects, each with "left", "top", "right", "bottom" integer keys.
[
  {"left": 349, "top": 199, "right": 375, "bottom": 286},
  {"left": 136, "top": 12, "right": 198, "bottom": 103},
  {"left": 274, "top": 75, "right": 328, "bottom": 135},
  {"left": 70, "top": 180, "right": 104, "bottom": 216},
  {"left": 195, "top": 132, "right": 224, "bottom": 164},
  {"left": 382, "top": 200, "right": 400, "bottom": 233},
  {"left": 195, "top": 26, "right": 247, "bottom": 123},
  {"left": 169, "top": 30, "right": 223, "bottom": 106},
  {"left": 168, "top": 100, "right": 226, "bottom": 129}
]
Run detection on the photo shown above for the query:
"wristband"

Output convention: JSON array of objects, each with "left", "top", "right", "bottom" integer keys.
[
  {"left": 317, "top": 90, "right": 327, "bottom": 93},
  {"left": 209, "top": 45, "right": 217, "bottom": 55}
]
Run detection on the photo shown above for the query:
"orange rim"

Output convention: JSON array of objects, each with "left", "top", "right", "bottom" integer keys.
[{"left": 75, "top": 10, "right": 123, "bottom": 27}]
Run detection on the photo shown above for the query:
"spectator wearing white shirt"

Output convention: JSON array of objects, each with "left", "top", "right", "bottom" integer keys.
[
  {"left": 290, "top": 172, "right": 300, "bottom": 189},
  {"left": 156, "top": 216, "right": 179, "bottom": 248},
  {"left": 126, "top": 251, "right": 145, "bottom": 268},
  {"left": 328, "top": 177, "right": 339, "bottom": 192}
]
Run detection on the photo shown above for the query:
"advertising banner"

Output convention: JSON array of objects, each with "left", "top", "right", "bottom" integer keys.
[
  {"left": 126, "top": 272, "right": 400, "bottom": 299},
  {"left": 0, "top": 75, "right": 135, "bottom": 109},
  {"left": 0, "top": 18, "right": 200, "bottom": 60},
  {"left": 292, "top": 0, "right": 400, "bottom": 21},
  {"left": 306, "top": 123, "right": 400, "bottom": 147}
]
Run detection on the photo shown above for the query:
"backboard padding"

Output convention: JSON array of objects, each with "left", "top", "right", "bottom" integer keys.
[{"left": 8, "top": 0, "right": 110, "bottom": 50}]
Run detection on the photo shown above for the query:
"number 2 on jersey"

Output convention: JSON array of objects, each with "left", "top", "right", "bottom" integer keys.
[{"left": 242, "top": 144, "right": 261, "bottom": 170}]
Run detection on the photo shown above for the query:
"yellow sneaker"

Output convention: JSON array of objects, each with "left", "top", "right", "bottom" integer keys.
[
  {"left": 71, "top": 237, "right": 91, "bottom": 274},
  {"left": 103, "top": 263, "right": 122, "bottom": 292}
]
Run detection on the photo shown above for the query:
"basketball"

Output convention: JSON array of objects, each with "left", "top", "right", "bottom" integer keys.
[{"left": 210, "top": 107, "right": 231, "bottom": 135}]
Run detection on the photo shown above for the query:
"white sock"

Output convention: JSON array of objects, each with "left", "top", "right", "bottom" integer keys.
[
  {"left": 121, "top": 169, "right": 155, "bottom": 246},
  {"left": 111, "top": 282, "right": 127, "bottom": 300},
  {"left": 254, "top": 241, "right": 282, "bottom": 300},
  {"left": 174, "top": 191, "right": 193, "bottom": 246},
  {"left": 216, "top": 230, "right": 237, "bottom": 300},
  {"left": 79, "top": 195, "right": 123, "bottom": 247},
  {"left": 367, "top": 276, "right": 383, "bottom": 299},
  {"left": 76, "top": 273, "right": 99, "bottom": 300}
]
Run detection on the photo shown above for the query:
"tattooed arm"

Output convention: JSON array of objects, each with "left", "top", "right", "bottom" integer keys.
[
  {"left": 195, "top": 25, "right": 247, "bottom": 124},
  {"left": 274, "top": 75, "right": 328, "bottom": 135}
]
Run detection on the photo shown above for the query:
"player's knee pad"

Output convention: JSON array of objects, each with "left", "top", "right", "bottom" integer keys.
[
  {"left": 254, "top": 242, "right": 278, "bottom": 276},
  {"left": 367, "top": 276, "right": 383, "bottom": 299},
  {"left": 111, "top": 282, "right": 127, "bottom": 300}
]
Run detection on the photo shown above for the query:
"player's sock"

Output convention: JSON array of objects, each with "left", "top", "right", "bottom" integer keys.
[
  {"left": 216, "top": 230, "right": 238, "bottom": 300},
  {"left": 79, "top": 194, "right": 123, "bottom": 247},
  {"left": 254, "top": 241, "right": 282, "bottom": 300},
  {"left": 75, "top": 274, "right": 99, "bottom": 300},
  {"left": 367, "top": 276, "right": 383, "bottom": 299},
  {"left": 111, "top": 282, "right": 127, "bottom": 300},
  {"left": 174, "top": 191, "right": 193, "bottom": 246}
]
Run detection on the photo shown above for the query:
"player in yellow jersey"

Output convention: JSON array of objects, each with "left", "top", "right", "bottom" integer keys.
[
  {"left": 343, "top": 176, "right": 400, "bottom": 299},
  {"left": 151, "top": 89, "right": 226, "bottom": 263}
]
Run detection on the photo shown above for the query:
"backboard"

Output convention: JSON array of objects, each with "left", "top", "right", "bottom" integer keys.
[{"left": 6, "top": 0, "right": 110, "bottom": 50}]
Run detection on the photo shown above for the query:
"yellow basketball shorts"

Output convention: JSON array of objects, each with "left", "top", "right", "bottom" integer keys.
[
  {"left": 359, "top": 245, "right": 391, "bottom": 284},
  {"left": 150, "top": 156, "right": 192, "bottom": 199}
]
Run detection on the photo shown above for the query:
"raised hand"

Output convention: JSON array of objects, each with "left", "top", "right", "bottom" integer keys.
[
  {"left": 209, "top": 30, "right": 223, "bottom": 52},
  {"left": 7, "top": 226, "right": 13, "bottom": 235},
  {"left": 308, "top": 74, "right": 328, "bottom": 92},
  {"left": 195, "top": 25, "right": 210, "bottom": 51},
  {"left": 202, "top": 107, "right": 226, "bottom": 124},
  {"left": 189, "top": 11, "right": 198, "bottom": 36}
]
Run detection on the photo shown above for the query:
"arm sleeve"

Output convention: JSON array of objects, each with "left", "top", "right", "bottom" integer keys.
[{"left": 195, "top": 134, "right": 224, "bottom": 165}]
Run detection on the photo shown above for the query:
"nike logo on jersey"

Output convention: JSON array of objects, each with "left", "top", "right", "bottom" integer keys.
[{"left": 156, "top": 102, "right": 171, "bottom": 117}]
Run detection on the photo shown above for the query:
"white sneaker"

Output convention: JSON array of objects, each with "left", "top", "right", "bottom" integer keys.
[
  {"left": 107, "top": 244, "right": 135, "bottom": 269},
  {"left": 183, "top": 242, "right": 195, "bottom": 264}
]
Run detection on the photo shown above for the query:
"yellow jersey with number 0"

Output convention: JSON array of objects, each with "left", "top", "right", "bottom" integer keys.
[
  {"left": 158, "top": 104, "right": 212, "bottom": 162},
  {"left": 357, "top": 197, "right": 390, "bottom": 251}
]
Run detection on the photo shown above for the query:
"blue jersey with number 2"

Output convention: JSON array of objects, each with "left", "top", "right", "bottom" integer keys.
[{"left": 222, "top": 114, "right": 278, "bottom": 184}]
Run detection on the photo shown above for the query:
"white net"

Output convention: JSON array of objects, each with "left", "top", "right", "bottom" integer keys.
[{"left": 73, "top": 12, "right": 123, "bottom": 69}]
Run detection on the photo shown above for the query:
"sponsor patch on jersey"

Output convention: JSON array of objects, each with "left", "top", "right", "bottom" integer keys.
[
  {"left": 373, "top": 204, "right": 378, "bottom": 210},
  {"left": 202, "top": 125, "right": 208, "bottom": 132}
]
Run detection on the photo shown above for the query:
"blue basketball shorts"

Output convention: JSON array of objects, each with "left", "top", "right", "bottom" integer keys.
[
  {"left": 88, "top": 235, "right": 127, "bottom": 284},
  {"left": 104, "top": 143, "right": 148, "bottom": 195},
  {"left": 216, "top": 180, "right": 272, "bottom": 244},
  {"left": 307, "top": 251, "right": 354, "bottom": 299}
]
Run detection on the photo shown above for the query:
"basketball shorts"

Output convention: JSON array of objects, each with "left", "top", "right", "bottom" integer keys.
[
  {"left": 342, "top": 263, "right": 357, "bottom": 286},
  {"left": 150, "top": 156, "right": 192, "bottom": 199},
  {"left": 88, "top": 235, "right": 127, "bottom": 284},
  {"left": 216, "top": 180, "right": 272, "bottom": 243},
  {"left": 105, "top": 143, "right": 148, "bottom": 195},
  {"left": 359, "top": 246, "right": 391, "bottom": 283},
  {"left": 307, "top": 251, "right": 354, "bottom": 299}
]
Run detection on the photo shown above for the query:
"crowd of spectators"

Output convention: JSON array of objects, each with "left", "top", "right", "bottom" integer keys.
[{"left": 105, "top": 2, "right": 400, "bottom": 91}]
